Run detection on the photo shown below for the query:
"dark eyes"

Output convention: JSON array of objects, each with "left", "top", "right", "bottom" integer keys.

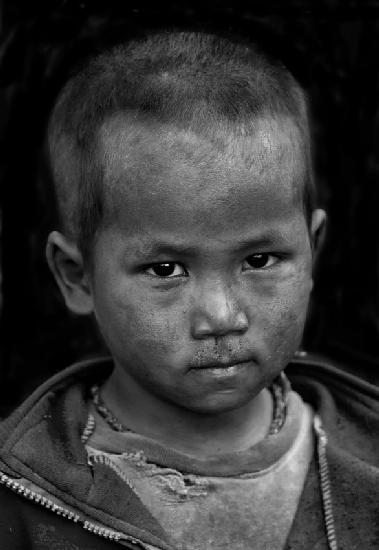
[
  {"left": 145, "top": 254, "right": 277, "bottom": 278},
  {"left": 242, "top": 253, "right": 277, "bottom": 270},
  {"left": 146, "top": 263, "right": 187, "bottom": 277}
]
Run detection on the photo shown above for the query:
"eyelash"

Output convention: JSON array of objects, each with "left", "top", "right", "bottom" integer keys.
[
  {"left": 144, "top": 254, "right": 279, "bottom": 279},
  {"left": 145, "top": 263, "right": 187, "bottom": 278}
]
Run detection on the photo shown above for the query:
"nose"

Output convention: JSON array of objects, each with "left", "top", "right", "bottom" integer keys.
[{"left": 191, "top": 280, "right": 249, "bottom": 340}]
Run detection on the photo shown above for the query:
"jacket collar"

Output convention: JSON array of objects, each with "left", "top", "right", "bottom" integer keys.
[
  {"left": 0, "top": 357, "right": 172, "bottom": 549},
  {"left": 2, "top": 353, "right": 378, "bottom": 549}
]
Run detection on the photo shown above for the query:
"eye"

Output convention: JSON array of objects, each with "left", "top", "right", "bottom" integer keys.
[
  {"left": 145, "top": 262, "right": 187, "bottom": 278},
  {"left": 243, "top": 253, "right": 278, "bottom": 270}
]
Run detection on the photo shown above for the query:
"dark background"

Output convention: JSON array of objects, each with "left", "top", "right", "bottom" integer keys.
[{"left": 1, "top": 0, "right": 379, "bottom": 416}]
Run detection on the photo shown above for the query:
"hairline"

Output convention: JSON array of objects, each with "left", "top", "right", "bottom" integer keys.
[{"left": 47, "top": 32, "right": 316, "bottom": 262}]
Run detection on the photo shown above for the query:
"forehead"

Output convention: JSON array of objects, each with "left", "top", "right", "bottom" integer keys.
[{"left": 98, "top": 114, "right": 305, "bottom": 237}]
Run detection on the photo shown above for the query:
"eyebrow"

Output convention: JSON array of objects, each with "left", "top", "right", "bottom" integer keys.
[
  {"left": 134, "top": 243, "right": 198, "bottom": 259},
  {"left": 134, "top": 233, "right": 283, "bottom": 259}
]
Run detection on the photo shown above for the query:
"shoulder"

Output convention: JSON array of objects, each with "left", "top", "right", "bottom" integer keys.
[
  {"left": 286, "top": 351, "right": 379, "bottom": 466},
  {"left": 286, "top": 350, "right": 379, "bottom": 407},
  {"left": 0, "top": 357, "right": 113, "bottom": 433},
  {"left": 0, "top": 357, "right": 114, "bottom": 475}
]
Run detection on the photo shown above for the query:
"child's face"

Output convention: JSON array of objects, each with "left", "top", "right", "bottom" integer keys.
[{"left": 89, "top": 116, "right": 322, "bottom": 414}]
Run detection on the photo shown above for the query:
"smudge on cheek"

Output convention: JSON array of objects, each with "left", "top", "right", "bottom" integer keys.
[
  {"left": 257, "top": 286, "right": 309, "bottom": 366},
  {"left": 113, "top": 300, "right": 186, "bottom": 358}
]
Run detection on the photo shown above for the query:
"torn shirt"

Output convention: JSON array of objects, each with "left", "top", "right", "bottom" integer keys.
[{"left": 86, "top": 390, "right": 313, "bottom": 550}]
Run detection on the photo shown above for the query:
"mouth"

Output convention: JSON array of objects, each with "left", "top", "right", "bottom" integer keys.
[
  {"left": 190, "top": 355, "right": 254, "bottom": 369},
  {"left": 189, "top": 359, "right": 254, "bottom": 379}
]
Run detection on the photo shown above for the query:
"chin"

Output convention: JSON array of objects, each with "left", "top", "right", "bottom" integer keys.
[{"left": 178, "top": 388, "right": 260, "bottom": 416}]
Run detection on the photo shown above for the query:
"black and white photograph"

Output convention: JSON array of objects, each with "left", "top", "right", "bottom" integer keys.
[{"left": 0, "top": 1, "right": 378, "bottom": 548}]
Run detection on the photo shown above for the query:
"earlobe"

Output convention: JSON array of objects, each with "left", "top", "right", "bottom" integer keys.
[{"left": 46, "top": 231, "right": 94, "bottom": 315}]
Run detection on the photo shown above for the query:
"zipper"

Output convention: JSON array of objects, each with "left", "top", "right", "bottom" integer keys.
[
  {"left": 1, "top": 417, "right": 337, "bottom": 549},
  {"left": 0, "top": 471, "right": 148, "bottom": 547},
  {"left": 313, "top": 414, "right": 338, "bottom": 550}
]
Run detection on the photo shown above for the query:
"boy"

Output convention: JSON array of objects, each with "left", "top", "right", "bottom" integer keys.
[{"left": 0, "top": 30, "right": 378, "bottom": 550}]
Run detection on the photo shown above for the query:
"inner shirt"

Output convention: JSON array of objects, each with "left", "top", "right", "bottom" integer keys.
[{"left": 86, "top": 390, "right": 314, "bottom": 550}]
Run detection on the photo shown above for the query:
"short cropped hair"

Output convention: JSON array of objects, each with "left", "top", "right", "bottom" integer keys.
[{"left": 48, "top": 30, "right": 315, "bottom": 261}]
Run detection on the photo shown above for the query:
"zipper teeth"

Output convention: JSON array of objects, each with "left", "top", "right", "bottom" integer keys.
[
  {"left": 0, "top": 472, "right": 123, "bottom": 542},
  {"left": 88, "top": 452, "right": 137, "bottom": 492},
  {"left": 313, "top": 414, "right": 338, "bottom": 550}
]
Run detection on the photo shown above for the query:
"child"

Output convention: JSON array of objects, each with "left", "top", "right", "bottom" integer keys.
[{"left": 0, "top": 30, "right": 378, "bottom": 550}]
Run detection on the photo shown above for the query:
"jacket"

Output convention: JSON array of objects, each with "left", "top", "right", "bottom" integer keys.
[{"left": 0, "top": 353, "right": 378, "bottom": 549}]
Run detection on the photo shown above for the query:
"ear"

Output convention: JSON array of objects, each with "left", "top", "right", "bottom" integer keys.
[
  {"left": 46, "top": 231, "right": 94, "bottom": 315},
  {"left": 310, "top": 208, "right": 327, "bottom": 259}
]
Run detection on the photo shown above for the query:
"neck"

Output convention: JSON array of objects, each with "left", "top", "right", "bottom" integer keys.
[{"left": 101, "top": 365, "right": 273, "bottom": 457}]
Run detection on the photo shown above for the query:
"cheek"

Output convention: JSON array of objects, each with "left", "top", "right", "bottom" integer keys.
[
  {"left": 95, "top": 283, "right": 186, "bottom": 358},
  {"left": 130, "top": 308, "right": 185, "bottom": 355},
  {"left": 251, "top": 268, "right": 312, "bottom": 350}
]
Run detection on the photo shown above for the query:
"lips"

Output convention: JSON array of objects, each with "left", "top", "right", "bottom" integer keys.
[
  {"left": 188, "top": 359, "right": 254, "bottom": 382},
  {"left": 189, "top": 358, "right": 254, "bottom": 370}
]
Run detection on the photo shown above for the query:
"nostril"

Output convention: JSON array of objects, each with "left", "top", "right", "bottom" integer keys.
[
  {"left": 234, "top": 311, "right": 249, "bottom": 332},
  {"left": 191, "top": 316, "right": 216, "bottom": 339},
  {"left": 191, "top": 309, "right": 249, "bottom": 340}
]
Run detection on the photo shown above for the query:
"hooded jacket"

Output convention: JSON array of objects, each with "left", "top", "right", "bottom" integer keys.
[{"left": 0, "top": 353, "right": 378, "bottom": 550}]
